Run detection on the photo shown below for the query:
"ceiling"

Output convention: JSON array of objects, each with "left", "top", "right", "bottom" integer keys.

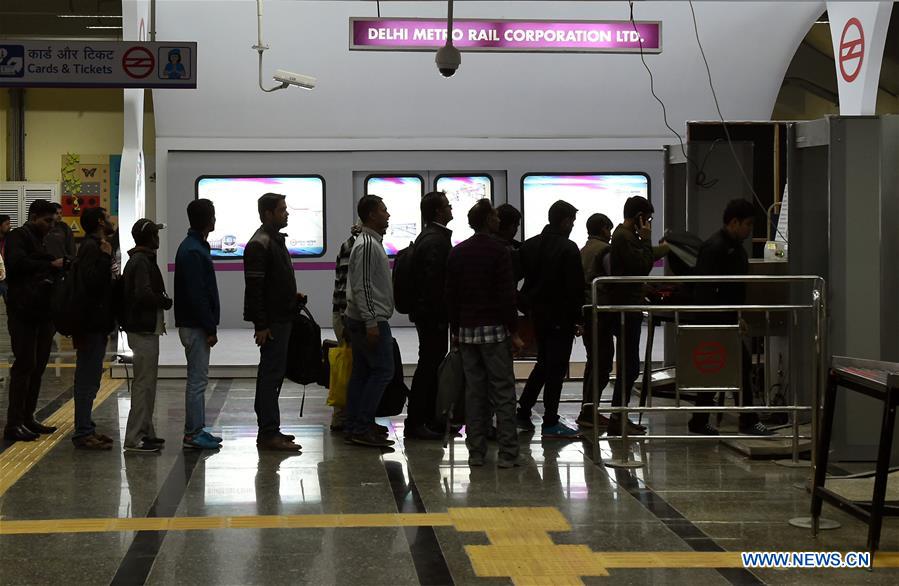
[{"left": 0, "top": 0, "right": 123, "bottom": 39}]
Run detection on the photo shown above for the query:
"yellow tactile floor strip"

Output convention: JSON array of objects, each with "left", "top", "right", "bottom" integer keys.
[
  {"left": 0, "top": 376, "right": 121, "bottom": 496},
  {"left": 3, "top": 506, "right": 897, "bottom": 581}
]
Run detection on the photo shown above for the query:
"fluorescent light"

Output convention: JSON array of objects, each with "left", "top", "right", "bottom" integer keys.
[
  {"left": 86, "top": 26, "right": 123, "bottom": 30},
  {"left": 58, "top": 15, "right": 122, "bottom": 19}
]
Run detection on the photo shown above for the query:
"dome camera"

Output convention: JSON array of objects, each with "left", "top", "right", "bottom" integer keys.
[{"left": 435, "top": 44, "right": 461, "bottom": 78}]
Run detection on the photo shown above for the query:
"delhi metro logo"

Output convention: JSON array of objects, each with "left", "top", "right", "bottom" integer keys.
[
  {"left": 839, "top": 17, "right": 865, "bottom": 83},
  {"left": 122, "top": 46, "right": 154, "bottom": 79},
  {"left": 692, "top": 341, "right": 727, "bottom": 375}
]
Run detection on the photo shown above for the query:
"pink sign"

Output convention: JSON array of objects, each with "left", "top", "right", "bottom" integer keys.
[{"left": 350, "top": 18, "right": 662, "bottom": 53}]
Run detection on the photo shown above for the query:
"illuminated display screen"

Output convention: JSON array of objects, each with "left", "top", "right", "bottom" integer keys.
[
  {"left": 365, "top": 175, "right": 423, "bottom": 255},
  {"left": 522, "top": 174, "right": 650, "bottom": 248},
  {"left": 196, "top": 176, "right": 325, "bottom": 258},
  {"left": 435, "top": 175, "right": 493, "bottom": 246}
]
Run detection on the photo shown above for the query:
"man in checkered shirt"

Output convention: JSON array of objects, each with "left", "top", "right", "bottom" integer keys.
[{"left": 446, "top": 199, "right": 526, "bottom": 468}]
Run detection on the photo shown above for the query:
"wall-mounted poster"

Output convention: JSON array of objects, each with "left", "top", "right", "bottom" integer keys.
[
  {"left": 435, "top": 175, "right": 493, "bottom": 246},
  {"left": 365, "top": 175, "right": 424, "bottom": 255},
  {"left": 522, "top": 173, "right": 650, "bottom": 249},
  {"left": 196, "top": 176, "right": 325, "bottom": 258},
  {"left": 60, "top": 154, "right": 120, "bottom": 238}
]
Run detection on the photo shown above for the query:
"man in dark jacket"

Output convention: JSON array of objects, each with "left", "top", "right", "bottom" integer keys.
[
  {"left": 2, "top": 200, "right": 63, "bottom": 442},
  {"left": 604, "top": 196, "right": 656, "bottom": 436},
  {"left": 446, "top": 199, "right": 526, "bottom": 468},
  {"left": 517, "top": 200, "right": 585, "bottom": 439},
  {"left": 70, "top": 207, "right": 117, "bottom": 450},
  {"left": 243, "top": 193, "right": 302, "bottom": 452},
  {"left": 688, "top": 199, "right": 773, "bottom": 436},
  {"left": 44, "top": 202, "right": 75, "bottom": 263},
  {"left": 175, "top": 199, "right": 223, "bottom": 450},
  {"left": 494, "top": 204, "right": 523, "bottom": 282},
  {"left": 122, "top": 219, "right": 173, "bottom": 453},
  {"left": 407, "top": 191, "right": 453, "bottom": 440}
]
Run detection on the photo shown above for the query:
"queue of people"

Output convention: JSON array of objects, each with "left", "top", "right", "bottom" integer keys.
[{"left": 0, "top": 191, "right": 771, "bottom": 462}]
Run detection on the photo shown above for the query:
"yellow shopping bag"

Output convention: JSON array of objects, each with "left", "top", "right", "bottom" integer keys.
[{"left": 327, "top": 342, "right": 352, "bottom": 408}]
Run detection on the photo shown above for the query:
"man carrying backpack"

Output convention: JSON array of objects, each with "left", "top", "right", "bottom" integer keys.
[
  {"left": 175, "top": 199, "right": 223, "bottom": 450},
  {"left": 3, "top": 200, "right": 63, "bottom": 442},
  {"left": 406, "top": 191, "right": 453, "bottom": 441},
  {"left": 577, "top": 213, "right": 613, "bottom": 430},
  {"left": 121, "top": 219, "right": 172, "bottom": 454},
  {"left": 70, "top": 207, "right": 117, "bottom": 450}
]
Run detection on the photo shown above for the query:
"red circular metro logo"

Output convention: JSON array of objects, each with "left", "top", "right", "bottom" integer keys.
[
  {"left": 122, "top": 46, "right": 154, "bottom": 79},
  {"left": 839, "top": 17, "right": 865, "bottom": 83},
  {"left": 692, "top": 341, "right": 727, "bottom": 375}
]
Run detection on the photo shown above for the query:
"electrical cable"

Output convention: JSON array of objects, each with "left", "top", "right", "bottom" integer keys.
[
  {"left": 377, "top": 1, "right": 381, "bottom": 18},
  {"left": 687, "top": 0, "right": 789, "bottom": 243}
]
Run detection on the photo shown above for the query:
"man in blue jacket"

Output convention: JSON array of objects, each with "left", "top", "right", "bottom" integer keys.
[{"left": 174, "top": 199, "right": 223, "bottom": 450}]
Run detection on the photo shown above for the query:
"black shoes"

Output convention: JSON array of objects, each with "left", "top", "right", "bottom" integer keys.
[
  {"left": 3, "top": 425, "right": 39, "bottom": 442},
  {"left": 347, "top": 430, "right": 394, "bottom": 448},
  {"left": 404, "top": 423, "right": 442, "bottom": 440},
  {"left": 516, "top": 410, "right": 536, "bottom": 432},
  {"left": 24, "top": 421, "right": 57, "bottom": 435},
  {"left": 688, "top": 422, "right": 720, "bottom": 436}
]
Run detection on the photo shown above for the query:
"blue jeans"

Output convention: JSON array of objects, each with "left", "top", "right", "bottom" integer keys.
[
  {"left": 345, "top": 319, "right": 394, "bottom": 435},
  {"left": 179, "top": 327, "right": 211, "bottom": 436},
  {"left": 73, "top": 333, "right": 108, "bottom": 439},
  {"left": 255, "top": 321, "right": 292, "bottom": 438}
]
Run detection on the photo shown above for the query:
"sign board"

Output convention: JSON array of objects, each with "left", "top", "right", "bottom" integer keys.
[
  {"left": 676, "top": 326, "right": 742, "bottom": 393},
  {"left": 350, "top": 18, "right": 662, "bottom": 53},
  {"left": 826, "top": 1, "right": 893, "bottom": 115},
  {"left": 0, "top": 40, "right": 197, "bottom": 88}
]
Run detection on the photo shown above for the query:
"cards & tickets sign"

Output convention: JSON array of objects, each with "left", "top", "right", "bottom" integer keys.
[
  {"left": 0, "top": 40, "right": 197, "bottom": 88},
  {"left": 350, "top": 18, "right": 662, "bottom": 53}
]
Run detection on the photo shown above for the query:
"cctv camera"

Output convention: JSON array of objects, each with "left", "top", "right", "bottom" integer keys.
[
  {"left": 435, "top": 44, "right": 461, "bottom": 78},
  {"left": 273, "top": 69, "right": 316, "bottom": 90}
]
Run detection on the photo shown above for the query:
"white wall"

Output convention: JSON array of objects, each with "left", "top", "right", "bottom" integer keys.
[{"left": 152, "top": 1, "right": 823, "bottom": 146}]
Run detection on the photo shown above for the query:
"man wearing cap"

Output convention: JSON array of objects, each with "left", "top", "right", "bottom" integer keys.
[
  {"left": 243, "top": 193, "right": 303, "bottom": 452},
  {"left": 121, "top": 219, "right": 173, "bottom": 453}
]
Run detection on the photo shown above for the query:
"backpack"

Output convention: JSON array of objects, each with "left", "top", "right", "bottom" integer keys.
[
  {"left": 50, "top": 266, "right": 79, "bottom": 336},
  {"left": 286, "top": 304, "right": 323, "bottom": 385},
  {"left": 392, "top": 241, "right": 416, "bottom": 315}
]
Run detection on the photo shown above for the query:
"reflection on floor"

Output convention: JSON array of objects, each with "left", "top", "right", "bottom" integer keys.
[{"left": 1, "top": 365, "right": 899, "bottom": 584}]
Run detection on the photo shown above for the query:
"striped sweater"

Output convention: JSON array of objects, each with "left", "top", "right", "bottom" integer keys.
[
  {"left": 346, "top": 227, "right": 394, "bottom": 328},
  {"left": 331, "top": 233, "right": 356, "bottom": 317}
]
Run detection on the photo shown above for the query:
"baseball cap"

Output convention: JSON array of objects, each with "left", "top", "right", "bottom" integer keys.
[{"left": 131, "top": 218, "right": 165, "bottom": 240}]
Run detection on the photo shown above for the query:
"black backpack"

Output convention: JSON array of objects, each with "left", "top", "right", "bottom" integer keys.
[
  {"left": 285, "top": 304, "right": 323, "bottom": 386},
  {"left": 50, "top": 266, "right": 79, "bottom": 336},
  {"left": 392, "top": 242, "right": 416, "bottom": 315}
]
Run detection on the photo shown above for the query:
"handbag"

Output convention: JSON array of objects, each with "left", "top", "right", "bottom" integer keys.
[
  {"left": 435, "top": 349, "right": 465, "bottom": 423},
  {"left": 327, "top": 342, "right": 352, "bottom": 409}
]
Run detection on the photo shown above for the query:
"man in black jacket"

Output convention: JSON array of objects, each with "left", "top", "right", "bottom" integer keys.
[
  {"left": 44, "top": 202, "right": 75, "bottom": 263},
  {"left": 494, "top": 204, "right": 523, "bottom": 282},
  {"left": 688, "top": 199, "right": 774, "bottom": 436},
  {"left": 122, "top": 219, "right": 172, "bottom": 453},
  {"left": 244, "top": 193, "right": 302, "bottom": 452},
  {"left": 517, "top": 200, "right": 585, "bottom": 439},
  {"left": 2, "top": 200, "right": 63, "bottom": 442},
  {"left": 407, "top": 191, "right": 453, "bottom": 440},
  {"left": 71, "top": 207, "right": 117, "bottom": 450}
]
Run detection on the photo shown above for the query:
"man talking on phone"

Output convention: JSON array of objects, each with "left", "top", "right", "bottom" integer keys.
[{"left": 605, "top": 196, "right": 656, "bottom": 437}]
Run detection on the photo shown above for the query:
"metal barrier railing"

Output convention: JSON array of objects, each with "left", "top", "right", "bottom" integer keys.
[{"left": 587, "top": 274, "right": 826, "bottom": 469}]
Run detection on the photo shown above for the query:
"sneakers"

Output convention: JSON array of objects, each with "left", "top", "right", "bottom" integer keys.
[
  {"left": 607, "top": 418, "right": 647, "bottom": 436},
  {"left": 183, "top": 431, "right": 222, "bottom": 450},
  {"left": 497, "top": 454, "right": 530, "bottom": 469},
  {"left": 541, "top": 421, "right": 581, "bottom": 440},
  {"left": 203, "top": 430, "right": 223, "bottom": 442},
  {"left": 123, "top": 442, "right": 161, "bottom": 454},
  {"left": 740, "top": 422, "right": 776, "bottom": 436},
  {"left": 74, "top": 433, "right": 113, "bottom": 450},
  {"left": 576, "top": 412, "right": 610, "bottom": 430},
  {"left": 257, "top": 434, "right": 302, "bottom": 451},
  {"left": 143, "top": 436, "right": 165, "bottom": 447},
  {"left": 404, "top": 423, "right": 442, "bottom": 440},
  {"left": 348, "top": 430, "right": 394, "bottom": 448},
  {"left": 687, "top": 422, "right": 720, "bottom": 436},
  {"left": 468, "top": 454, "right": 486, "bottom": 467},
  {"left": 516, "top": 410, "right": 536, "bottom": 432}
]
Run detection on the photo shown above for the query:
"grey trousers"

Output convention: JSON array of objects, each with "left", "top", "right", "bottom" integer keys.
[
  {"left": 461, "top": 340, "right": 519, "bottom": 460},
  {"left": 124, "top": 332, "right": 160, "bottom": 447}
]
